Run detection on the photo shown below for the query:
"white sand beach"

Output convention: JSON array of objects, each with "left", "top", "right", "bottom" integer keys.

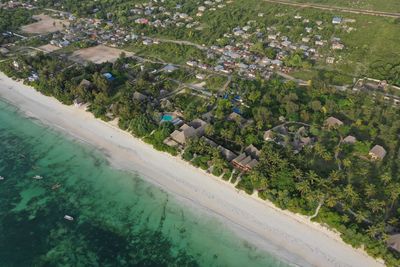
[{"left": 0, "top": 72, "right": 385, "bottom": 267}]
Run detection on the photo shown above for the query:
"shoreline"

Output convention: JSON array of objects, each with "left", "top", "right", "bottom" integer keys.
[{"left": 0, "top": 72, "right": 385, "bottom": 267}]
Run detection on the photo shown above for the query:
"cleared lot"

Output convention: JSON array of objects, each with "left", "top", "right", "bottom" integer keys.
[
  {"left": 69, "top": 45, "right": 133, "bottom": 64},
  {"left": 21, "top": 14, "right": 70, "bottom": 34},
  {"left": 38, "top": 44, "right": 61, "bottom": 53}
]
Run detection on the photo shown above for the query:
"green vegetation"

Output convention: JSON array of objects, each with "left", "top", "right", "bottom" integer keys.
[
  {"left": 0, "top": 8, "right": 34, "bottom": 44},
  {"left": 0, "top": 8, "right": 33, "bottom": 32},
  {"left": 171, "top": 92, "right": 208, "bottom": 121},
  {"left": 206, "top": 75, "right": 228, "bottom": 92},
  {"left": 124, "top": 42, "right": 209, "bottom": 65}
]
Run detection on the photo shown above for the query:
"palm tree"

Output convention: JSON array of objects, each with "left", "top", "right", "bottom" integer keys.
[
  {"left": 204, "top": 124, "right": 215, "bottom": 136},
  {"left": 366, "top": 225, "right": 379, "bottom": 238},
  {"left": 325, "top": 194, "right": 338, "bottom": 208},
  {"left": 292, "top": 168, "right": 304, "bottom": 182},
  {"left": 367, "top": 199, "right": 385, "bottom": 214},
  {"left": 343, "top": 184, "right": 360, "bottom": 206},
  {"left": 328, "top": 170, "right": 342, "bottom": 182},
  {"left": 355, "top": 211, "right": 367, "bottom": 224},
  {"left": 384, "top": 183, "right": 400, "bottom": 218},
  {"left": 296, "top": 180, "right": 311, "bottom": 197},
  {"left": 380, "top": 172, "right": 392, "bottom": 185},
  {"left": 342, "top": 158, "right": 352, "bottom": 169},
  {"left": 364, "top": 183, "right": 376, "bottom": 198}
]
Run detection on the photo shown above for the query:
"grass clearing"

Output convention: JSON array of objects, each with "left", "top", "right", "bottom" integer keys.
[{"left": 124, "top": 42, "right": 207, "bottom": 65}]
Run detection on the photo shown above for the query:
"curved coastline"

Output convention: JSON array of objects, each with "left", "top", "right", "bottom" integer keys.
[{"left": 0, "top": 72, "right": 385, "bottom": 267}]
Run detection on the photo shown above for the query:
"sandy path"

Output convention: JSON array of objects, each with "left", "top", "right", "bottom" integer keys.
[{"left": 0, "top": 72, "right": 385, "bottom": 267}]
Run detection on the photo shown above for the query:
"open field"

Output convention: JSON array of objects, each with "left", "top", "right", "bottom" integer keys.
[
  {"left": 21, "top": 14, "right": 69, "bottom": 34},
  {"left": 124, "top": 42, "right": 208, "bottom": 65},
  {"left": 69, "top": 45, "right": 133, "bottom": 64}
]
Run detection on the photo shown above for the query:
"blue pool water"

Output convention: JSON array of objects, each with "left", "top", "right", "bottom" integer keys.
[{"left": 162, "top": 114, "right": 173, "bottom": 121}]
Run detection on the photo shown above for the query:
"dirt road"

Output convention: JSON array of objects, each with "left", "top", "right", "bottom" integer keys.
[{"left": 263, "top": 0, "right": 400, "bottom": 18}]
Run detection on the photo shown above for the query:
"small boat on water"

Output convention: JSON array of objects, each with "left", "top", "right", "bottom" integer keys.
[
  {"left": 64, "top": 215, "right": 74, "bottom": 221},
  {"left": 33, "top": 175, "right": 43, "bottom": 180},
  {"left": 0, "top": 176, "right": 4, "bottom": 180}
]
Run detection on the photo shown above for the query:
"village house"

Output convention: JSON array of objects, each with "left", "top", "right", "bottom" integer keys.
[
  {"left": 142, "top": 39, "right": 153, "bottom": 45},
  {"left": 325, "top": 116, "right": 344, "bottom": 128},
  {"left": 369, "top": 145, "right": 387, "bottom": 160},
  {"left": 387, "top": 234, "right": 400, "bottom": 253},
  {"left": 201, "top": 136, "right": 218, "bottom": 148},
  {"left": 186, "top": 60, "right": 197, "bottom": 67},
  {"left": 218, "top": 146, "right": 237, "bottom": 162},
  {"left": 263, "top": 130, "right": 274, "bottom": 141},
  {"left": 353, "top": 78, "right": 391, "bottom": 92},
  {"left": 196, "top": 73, "right": 206, "bottom": 80},
  {"left": 103, "top": 72, "right": 115, "bottom": 81},
  {"left": 332, "top": 16, "right": 342, "bottom": 24},
  {"left": 135, "top": 18, "right": 149, "bottom": 24},
  {"left": 343, "top": 135, "right": 357, "bottom": 144},
  {"left": 0, "top": 47, "right": 10, "bottom": 55},
  {"left": 73, "top": 98, "right": 85, "bottom": 108},
  {"left": 227, "top": 112, "right": 244, "bottom": 124},
  {"left": 13, "top": 60, "right": 20, "bottom": 69},
  {"left": 164, "top": 119, "right": 207, "bottom": 147},
  {"left": 293, "top": 136, "right": 312, "bottom": 152},
  {"left": 201, "top": 136, "right": 237, "bottom": 162},
  {"left": 326, "top": 57, "right": 335, "bottom": 64},
  {"left": 232, "top": 144, "right": 260, "bottom": 172},
  {"left": 133, "top": 91, "right": 148, "bottom": 102},
  {"left": 79, "top": 79, "right": 92, "bottom": 89},
  {"left": 28, "top": 72, "right": 39, "bottom": 82},
  {"left": 332, "top": 43, "right": 344, "bottom": 50},
  {"left": 162, "top": 64, "right": 178, "bottom": 73}
]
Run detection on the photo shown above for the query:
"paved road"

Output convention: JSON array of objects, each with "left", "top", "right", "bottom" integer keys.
[{"left": 263, "top": 0, "right": 400, "bottom": 18}]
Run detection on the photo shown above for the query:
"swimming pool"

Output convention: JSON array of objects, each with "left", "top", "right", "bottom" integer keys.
[{"left": 162, "top": 114, "right": 173, "bottom": 121}]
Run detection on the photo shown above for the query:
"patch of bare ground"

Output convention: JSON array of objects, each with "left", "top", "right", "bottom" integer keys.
[
  {"left": 37, "top": 44, "right": 61, "bottom": 53},
  {"left": 69, "top": 45, "right": 133, "bottom": 64},
  {"left": 21, "top": 14, "right": 70, "bottom": 34}
]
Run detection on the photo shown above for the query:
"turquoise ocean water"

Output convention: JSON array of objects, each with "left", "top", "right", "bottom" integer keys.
[{"left": 0, "top": 99, "right": 291, "bottom": 267}]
